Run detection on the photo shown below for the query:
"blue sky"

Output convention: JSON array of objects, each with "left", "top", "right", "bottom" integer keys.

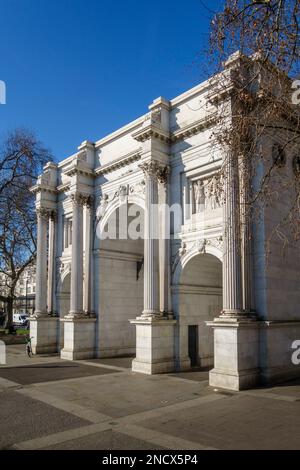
[{"left": 0, "top": 0, "right": 222, "bottom": 161}]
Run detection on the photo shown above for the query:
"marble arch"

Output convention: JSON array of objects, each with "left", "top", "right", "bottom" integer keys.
[{"left": 30, "top": 53, "right": 300, "bottom": 390}]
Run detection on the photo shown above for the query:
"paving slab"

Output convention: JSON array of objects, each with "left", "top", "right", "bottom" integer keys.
[
  {"left": 0, "top": 390, "right": 90, "bottom": 450},
  {"left": 88, "top": 357, "right": 134, "bottom": 369},
  {"left": 43, "top": 429, "right": 165, "bottom": 450},
  {"left": 136, "top": 393, "right": 300, "bottom": 450},
  {"left": 30, "top": 372, "right": 213, "bottom": 418},
  {"left": 2, "top": 345, "right": 300, "bottom": 450},
  {"left": 0, "top": 361, "right": 119, "bottom": 385},
  {"left": 170, "top": 368, "right": 210, "bottom": 383}
]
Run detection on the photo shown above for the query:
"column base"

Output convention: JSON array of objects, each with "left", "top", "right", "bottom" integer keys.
[
  {"left": 209, "top": 368, "right": 260, "bottom": 391},
  {"left": 130, "top": 317, "right": 177, "bottom": 375},
  {"left": 207, "top": 315, "right": 260, "bottom": 391},
  {"left": 30, "top": 316, "right": 59, "bottom": 354},
  {"left": 60, "top": 316, "right": 97, "bottom": 360}
]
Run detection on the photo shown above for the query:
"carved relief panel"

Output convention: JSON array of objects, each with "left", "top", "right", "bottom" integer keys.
[{"left": 191, "top": 173, "right": 222, "bottom": 214}]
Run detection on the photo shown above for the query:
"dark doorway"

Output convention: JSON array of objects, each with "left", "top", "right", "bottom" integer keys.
[{"left": 188, "top": 325, "right": 199, "bottom": 367}]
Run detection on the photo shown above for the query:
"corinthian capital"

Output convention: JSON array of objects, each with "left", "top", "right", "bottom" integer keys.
[
  {"left": 139, "top": 161, "right": 169, "bottom": 184},
  {"left": 36, "top": 207, "right": 53, "bottom": 220},
  {"left": 70, "top": 192, "right": 92, "bottom": 207}
]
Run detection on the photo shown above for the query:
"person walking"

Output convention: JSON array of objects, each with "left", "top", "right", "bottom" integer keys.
[{"left": 26, "top": 336, "right": 33, "bottom": 358}]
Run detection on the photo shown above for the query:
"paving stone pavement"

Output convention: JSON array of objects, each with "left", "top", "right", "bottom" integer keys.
[{"left": 1, "top": 345, "right": 300, "bottom": 450}]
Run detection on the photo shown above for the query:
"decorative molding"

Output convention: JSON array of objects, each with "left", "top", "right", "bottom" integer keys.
[
  {"left": 129, "top": 180, "right": 145, "bottom": 195},
  {"left": 64, "top": 159, "right": 94, "bottom": 178},
  {"left": 94, "top": 248, "right": 143, "bottom": 263},
  {"left": 171, "top": 285, "right": 222, "bottom": 296},
  {"left": 57, "top": 182, "right": 71, "bottom": 193},
  {"left": 172, "top": 236, "right": 223, "bottom": 274},
  {"left": 96, "top": 193, "right": 109, "bottom": 220},
  {"left": 133, "top": 113, "right": 217, "bottom": 144},
  {"left": 172, "top": 242, "right": 187, "bottom": 274},
  {"left": 94, "top": 150, "right": 141, "bottom": 176},
  {"left": 170, "top": 113, "right": 218, "bottom": 142},
  {"left": 133, "top": 125, "right": 171, "bottom": 144},
  {"left": 30, "top": 184, "right": 57, "bottom": 195},
  {"left": 96, "top": 180, "right": 146, "bottom": 223}
]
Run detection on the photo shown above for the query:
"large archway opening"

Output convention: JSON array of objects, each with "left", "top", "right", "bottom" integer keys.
[
  {"left": 174, "top": 252, "right": 222, "bottom": 370},
  {"left": 94, "top": 202, "right": 144, "bottom": 358}
]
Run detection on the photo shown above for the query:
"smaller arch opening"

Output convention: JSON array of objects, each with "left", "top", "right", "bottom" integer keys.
[{"left": 175, "top": 252, "right": 222, "bottom": 370}]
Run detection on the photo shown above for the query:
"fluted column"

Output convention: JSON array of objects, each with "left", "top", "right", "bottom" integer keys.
[
  {"left": 83, "top": 198, "right": 93, "bottom": 314},
  {"left": 158, "top": 168, "right": 173, "bottom": 316},
  {"left": 35, "top": 208, "right": 49, "bottom": 316},
  {"left": 140, "top": 161, "right": 166, "bottom": 318},
  {"left": 239, "top": 158, "right": 253, "bottom": 312},
  {"left": 47, "top": 211, "right": 56, "bottom": 314},
  {"left": 69, "top": 193, "right": 85, "bottom": 317},
  {"left": 221, "top": 153, "right": 244, "bottom": 316}
]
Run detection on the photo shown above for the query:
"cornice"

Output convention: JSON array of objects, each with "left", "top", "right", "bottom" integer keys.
[
  {"left": 171, "top": 113, "right": 218, "bottom": 142},
  {"left": 132, "top": 114, "right": 218, "bottom": 145},
  {"left": 63, "top": 161, "right": 94, "bottom": 178},
  {"left": 94, "top": 149, "right": 142, "bottom": 176},
  {"left": 57, "top": 182, "right": 71, "bottom": 193},
  {"left": 132, "top": 125, "right": 171, "bottom": 144},
  {"left": 30, "top": 184, "right": 57, "bottom": 195}
]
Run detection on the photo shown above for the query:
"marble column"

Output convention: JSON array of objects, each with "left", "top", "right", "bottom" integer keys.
[
  {"left": 47, "top": 211, "right": 56, "bottom": 315},
  {"left": 131, "top": 160, "right": 176, "bottom": 375},
  {"left": 158, "top": 168, "right": 173, "bottom": 316},
  {"left": 35, "top": 208, "right": 49, "bottom": 316},
  {"left": 207, "top": 152, "right": 259, "bottom": 391},
  {"left": 83, "top": 197, "right": 93, "bottom": 314},
  {"left": 61, "top": 192, "right": 96, "bottom": 360},
  {"left": 139, "top": 161, "right": 162, "bottom": 318},
  {"left": 221, "top": 154, "right": 244, "bottom": 316},
  {"left": 239, "top": 159, "right": 253, "bottom": 312},
  {"left": 31, "top": 207, "right": 58, "bottom": 354},
  {"left": 69, "top": 193, "right": 84, "bottom": 317}
]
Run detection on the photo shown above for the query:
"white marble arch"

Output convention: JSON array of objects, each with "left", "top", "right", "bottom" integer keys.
[{"left": 31, "top": 54, "right": 300, "bottom": 389}]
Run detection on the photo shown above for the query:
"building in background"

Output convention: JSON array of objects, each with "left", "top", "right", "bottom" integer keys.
[{"left": 0, "top": 264, "right": 36, "bottom": 320}]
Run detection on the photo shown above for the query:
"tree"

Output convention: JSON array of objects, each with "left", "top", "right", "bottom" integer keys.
[
  {"left": 0, "top": 129, "right": 52, "bottom": 328},
  {"left": 203, "top": 0, "right": 300, "bottom": 245}
]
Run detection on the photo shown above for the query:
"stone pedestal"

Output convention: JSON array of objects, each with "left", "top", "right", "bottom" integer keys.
[
  {"left": 207, "top": 316, "right": 260, "bottom": 391},
  {"left": 130, "top": 317, "right": 177, "bottom": 374},
  {"left": 60, "top": 316, "right": 96, "bottom": 360},
  {"left": 30, "top": 316, "right": 59, "bottom": 354}
]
